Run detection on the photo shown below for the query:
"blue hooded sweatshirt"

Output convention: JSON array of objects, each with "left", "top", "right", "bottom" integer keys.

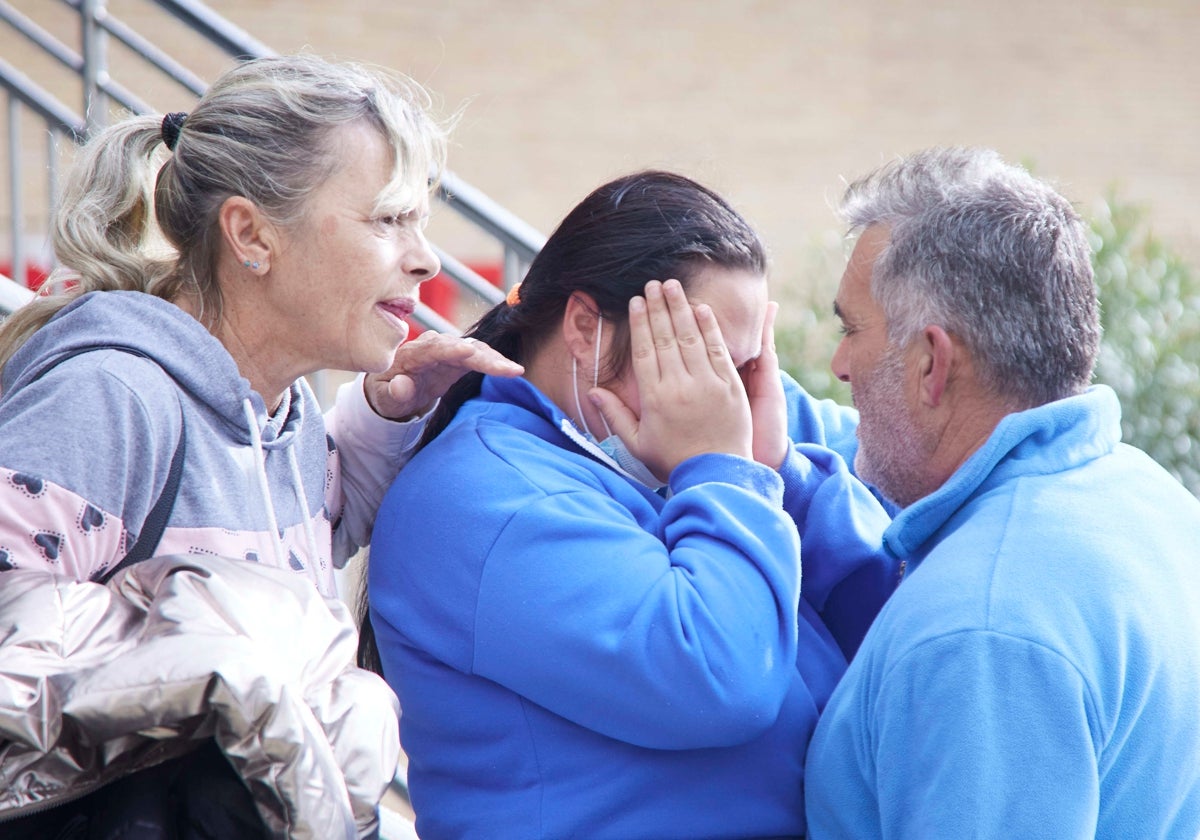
[
  {"left": 0, "top": 290, "right": 424, "bottom": 594},
  {"left": 369, "top": 373, "right": 896, "bottom": 840},
  {"left": 805, "top": 386, "right": 1200, "bottom": 840}
]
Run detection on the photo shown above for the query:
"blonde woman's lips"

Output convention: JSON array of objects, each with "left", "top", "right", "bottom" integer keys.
[{"left": 378, "top": 298, "right": 416, "bottom": 323}]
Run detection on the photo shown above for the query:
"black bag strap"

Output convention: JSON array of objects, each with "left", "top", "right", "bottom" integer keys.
[
  {"left": 97, "top": 416, "right": 186, "bottom": 584},
  {"left": 27, "top": 346, "right": 187, "bottom": 584}
]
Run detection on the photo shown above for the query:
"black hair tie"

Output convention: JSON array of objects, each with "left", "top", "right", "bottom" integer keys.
[{"left": 161, "top": 111, "right": 188, "bottom": 151}]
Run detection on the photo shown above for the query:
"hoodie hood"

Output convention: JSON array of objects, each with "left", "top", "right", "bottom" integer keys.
[
  {"left": 0, "top": 290, "right": 333, "bottom": 593},
  {"left": 3, "top": 291, "right": 304, "bottom": 445}
]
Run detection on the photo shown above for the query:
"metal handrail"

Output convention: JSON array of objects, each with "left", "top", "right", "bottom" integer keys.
[
  {"left": 90, "top": 5, "right": 210, "bottom": 96},
  {"left": 432, "top": 246, "right": 506, "bottom": 308},
  {"left": 1, "top": 1, "right": 153, "bottom": 118},
  {"left": 1, "top": 0, "right": 544, "bottom": 336},
  {"left": 0, "top": 56, "right": 86, "bottom": 135},
  {"left": 438, "top": 170, "right": 545, "bottom": 274},
  {"left": 145, "top": 0, "right": 274, "bottom": 61}
]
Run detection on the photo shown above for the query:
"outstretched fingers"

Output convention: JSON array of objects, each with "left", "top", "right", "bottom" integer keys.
[
  {"left": 627, "top": 287, "right": 660, "bottom": 386},
  {"left": 366, "top": 331, "right": 523, "bottom": 420},
  {"left": 745, "top": 301, "right": 788, "bottom": 470},
  {"left": 660, "top": 279, "right": 707, "bottom": 375},
  {"left": 619, "top": 278, "right": 754, "bottom": 473},
  {"left": 693, "top": 300, "right": 742, "bottom": 386},
  {"left": 639, "top": 279, "right": 738, "bottom": 384}
]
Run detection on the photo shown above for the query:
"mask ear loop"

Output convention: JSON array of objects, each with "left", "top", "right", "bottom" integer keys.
[
  {"left": 594, "top": 316, "right": 615, "bottom": 438},
  {"left": 571, "top": 355, "right": 594, "bottom": 440},
  {"left": 572, "top": 312, "right": 615, "bottom": 441}
]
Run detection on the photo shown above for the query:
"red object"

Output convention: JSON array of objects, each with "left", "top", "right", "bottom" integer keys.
[
  {"left": 410, "top": 261, "right": 501, "bottom": 336},
  {"left": 0, "top": 261, "right": 51, "bottom": 291}
]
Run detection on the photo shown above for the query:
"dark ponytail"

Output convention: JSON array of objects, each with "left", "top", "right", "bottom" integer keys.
[{"left": 416, "top": 303, "right": 524, "bottom": 448}]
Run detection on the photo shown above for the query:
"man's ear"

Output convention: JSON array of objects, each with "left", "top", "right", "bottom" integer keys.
[
  {"left": 218, "top": 196, "right": 275, "bottom": 274},
  {"left": 918, "top": 324, "right": 956, "bottom": 408},
  {"left": 562, "top": 292, "right": 602, "bottom": 361}
]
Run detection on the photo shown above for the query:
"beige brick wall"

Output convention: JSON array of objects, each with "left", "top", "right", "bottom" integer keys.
[{"left": 5, "top": 0, "right": 1199, "bottom": 310}]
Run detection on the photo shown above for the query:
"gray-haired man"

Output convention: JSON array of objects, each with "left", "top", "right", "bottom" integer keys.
[{"left": 805, "top": 146, "right": 1200, "bottom": 840}]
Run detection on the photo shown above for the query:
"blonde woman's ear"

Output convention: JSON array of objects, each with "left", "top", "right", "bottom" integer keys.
[{"left": 218, "top": 195, "right": 272, "bottom": 275}]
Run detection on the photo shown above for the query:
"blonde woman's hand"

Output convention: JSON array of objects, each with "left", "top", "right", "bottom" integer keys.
[
  {"left": 364, "top": 331, "right": 523, "bottom": 421},
  {"left": 589, "top": 279, "right": 753, "bottom": 481},
  {"left": 742, "top": 301, "right": 789, "bottom": 470}
]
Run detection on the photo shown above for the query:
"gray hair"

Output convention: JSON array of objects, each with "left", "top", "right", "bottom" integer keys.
[
  {"left": 840, "top": 146, "right": 1100, "bottom": 407},
  {"left": 0, "top": 54, "right": 448, "bottom": 367}
]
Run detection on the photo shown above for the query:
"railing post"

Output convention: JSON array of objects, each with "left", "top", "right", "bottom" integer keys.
[
  {"left": 46, "top": 127, "right": 61, "bottom": 279},
  {"left": 6, "top": 92, "right": 23, "bottom": 289},
  {"left": 80, "top": 0, "right": 109, "bottom": 133},
  {"left": 502, "top": 245, "right": 522, "bottom": 291}
]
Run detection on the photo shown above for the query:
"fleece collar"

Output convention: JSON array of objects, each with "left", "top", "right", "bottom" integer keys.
[{"left": 884, "top": 385, "right": 1122, "bottom": 562}]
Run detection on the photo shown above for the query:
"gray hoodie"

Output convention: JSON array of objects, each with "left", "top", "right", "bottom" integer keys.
[{"left": 0, "top": 290, "right": 423, "bottom": 594}]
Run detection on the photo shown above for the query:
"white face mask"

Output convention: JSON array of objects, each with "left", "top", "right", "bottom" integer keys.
[{"left": 570, "top": 315, "right": 667, "bottom": 491}]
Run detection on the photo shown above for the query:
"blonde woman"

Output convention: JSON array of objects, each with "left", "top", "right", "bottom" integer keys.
[{"left": 0, "top": 54, "right": 517, "bottom": 837}]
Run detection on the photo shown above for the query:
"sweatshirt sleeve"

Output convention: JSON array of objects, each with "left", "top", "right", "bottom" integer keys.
[
  {"left": 781, "top": 371, "right": 862, "bottom": 466},
  {"left": 0, "top": 354, "right": 180, "bottom": 581},
  {"left": 778, "top": 443, "right": 897, "bottom": 659},
  {"left": 782, "top": 372, "right": 899, "bottom": 516},
  {"left": 468, "top": 453, "right": 802, "bottom": 750},
  {"left": 871, "top": 631, "right": 1101, "bottom": 840},
  {"left": 324, "top": 374, "right": 428, "bottom": 563}
]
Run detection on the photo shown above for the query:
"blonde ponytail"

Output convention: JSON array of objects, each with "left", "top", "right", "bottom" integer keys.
[{"left": 0, "top": 115, "right": 178, "bottom": 369}]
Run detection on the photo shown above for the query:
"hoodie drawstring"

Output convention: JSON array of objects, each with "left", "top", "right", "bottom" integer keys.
[
  {"left": 286, "top": 445, "right": 323, "bottom": 575},
  {"left": 242, "top": 397, "right": 323, "bottom": 592}
]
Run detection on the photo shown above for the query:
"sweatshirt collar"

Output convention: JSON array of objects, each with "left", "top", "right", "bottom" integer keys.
[{"left": 884, "top": 385, "right": 1122, "bottom": 562}]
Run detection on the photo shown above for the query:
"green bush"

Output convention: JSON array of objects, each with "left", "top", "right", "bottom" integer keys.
[
  {"left": 1090, "top": 195, "right": 1200, "bottom": 495},
  {"left": 775, "top": 197, "right": 1200, "bottom": 497},
  {"left": 773, "top": 230, "right": 850, "bottom": 404}
]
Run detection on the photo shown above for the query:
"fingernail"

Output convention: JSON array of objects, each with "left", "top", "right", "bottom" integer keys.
[{"left": 630, "top": 297, "right": 646, "bottom": 312}]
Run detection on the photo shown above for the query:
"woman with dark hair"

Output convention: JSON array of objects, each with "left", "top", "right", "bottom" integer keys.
[{"left": 368, "top": 171, "right": 896, "bottom": 839}]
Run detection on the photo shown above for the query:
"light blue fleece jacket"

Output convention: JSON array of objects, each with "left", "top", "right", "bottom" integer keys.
[
  {"left": 805, "top": 386, "right": 1200, "bottom": 840},
  {"left": 369, "top": 373, "right": 896, "bottom": 840},
  {"left": 0, "top": 291, "right": 423, "bottom": 594}
]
